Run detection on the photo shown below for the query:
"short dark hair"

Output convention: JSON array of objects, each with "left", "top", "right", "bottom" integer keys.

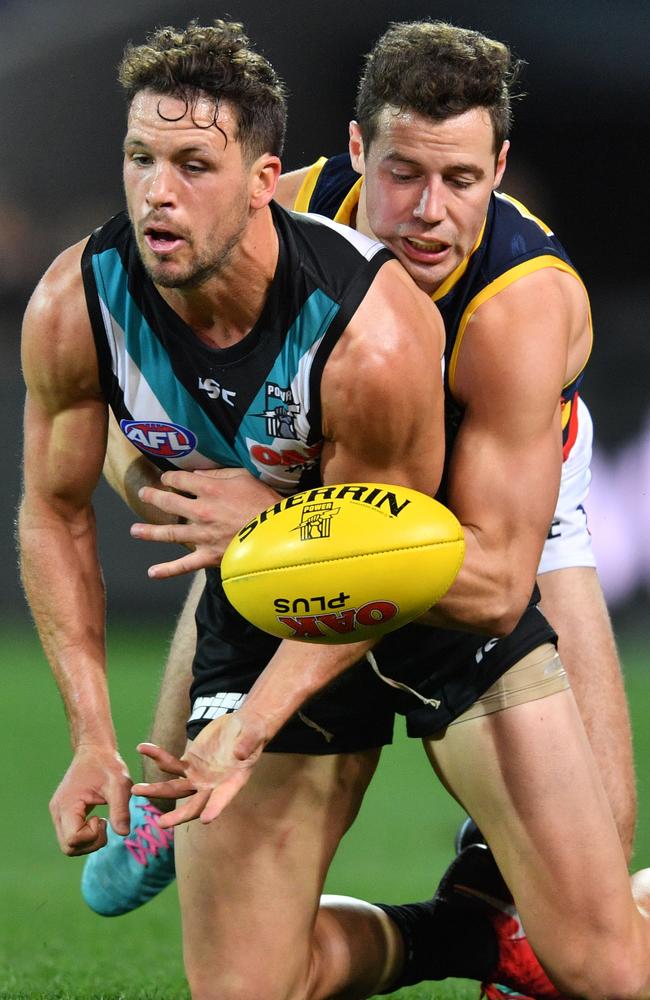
[
  {"left": 118, "top": 19, "right": 287, "bottom": 159},
  {"left": 355, "top": 20, "right": 524, "bottom": 154}
]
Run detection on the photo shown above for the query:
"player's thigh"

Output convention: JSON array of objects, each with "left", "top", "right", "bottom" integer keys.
[
  {"left": 147, "top": 570, "right": 205, "bottom": 765},
  {"left": 176, "top": 746, "right": 380, "bottom": 1000},
  {"left": 424, "top": 685, "right": 638, "bottom": 986},
  {"left": 537, "top": 566, "right": 636, "bottom": 849},
  {"left": 537, "top": 565, "right": 628, "bottom": 725}
]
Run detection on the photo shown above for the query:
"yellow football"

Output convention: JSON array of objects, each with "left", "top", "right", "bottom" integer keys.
[{"left": 220, "top": 483, "right": 464, "bottom": 644}]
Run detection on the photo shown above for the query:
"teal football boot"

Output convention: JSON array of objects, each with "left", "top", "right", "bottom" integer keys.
[{"left": 81, "top": 795, "right": 175, "bottom": 916}]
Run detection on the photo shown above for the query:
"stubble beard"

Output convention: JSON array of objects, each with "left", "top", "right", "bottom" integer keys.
[{"left": 140, "top": 221, "right": 247, "bottom": 291}]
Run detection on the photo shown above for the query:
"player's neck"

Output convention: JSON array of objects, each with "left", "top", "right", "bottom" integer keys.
[
  {"left": 157, "top": 207, "right": 279, "bottom": 349},
  {"left": 354, "top": 188, "right": 374, "bottom": 242}
]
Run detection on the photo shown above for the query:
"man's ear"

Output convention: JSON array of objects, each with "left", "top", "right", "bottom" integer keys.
[
  {"left": 493, "top": 140, "right": 509, "bottom": 190},
  {"left": 348, "top": 121, "right": 366, "bottom": 174},
  {"left": 250, "top": 154, "right": 282, "bottom": 208}
]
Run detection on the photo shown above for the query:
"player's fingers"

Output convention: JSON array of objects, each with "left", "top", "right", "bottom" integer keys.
[
  {"left": 136, "top": 742, "right": 187, "bottom": 775},
  {"left": 131, "top": 520, "right": 200, "bottom": 544},
  {"left": 107, "top": 787, "right": 131, "bottom": 837},
  {"left": 156, "top": 790, "right": 211, "bottom": 829},
  {"left": 193, "top": 467, "right": 245, "bottom": 481},
  {"left": 131, "top": 777, "right": 194, "bottom": 799},
  {"left": 58, "top": 808, "right": 107, "bottom": 856},
  {"left": 67, "top": 815, "right": 109, "bottom": 856},
  {"left": 146, "top": 549, "right": 215, "bottom": 579},
  {"left": 136, "top": 485, "right": 198, "bottom": 518},
  {"left": 200, "top": 771, "right": 251, "bottom": 824},
  {"left": 158, "top": 469, "right": 207, "bottom": 494}
]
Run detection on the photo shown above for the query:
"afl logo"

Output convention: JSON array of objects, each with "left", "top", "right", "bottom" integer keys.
[{"left": 120, "top": 419, "right": 197, "bottom": 458}]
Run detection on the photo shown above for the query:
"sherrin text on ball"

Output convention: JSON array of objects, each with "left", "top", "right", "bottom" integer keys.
[{"left": 221, "top": 483, "right": 464, "bottom": 643}]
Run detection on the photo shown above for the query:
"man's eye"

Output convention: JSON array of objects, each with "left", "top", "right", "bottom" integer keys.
[{"left": 391, "top": 172, "right": 416, "bottom": 183}]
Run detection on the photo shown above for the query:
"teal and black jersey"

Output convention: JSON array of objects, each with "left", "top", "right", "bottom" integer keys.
[
  {"left": 294, "top": 154, "right": 592, "bottom": 466},
  {"left": 81, "top": 201, "right": 392, "bottom": 495}
]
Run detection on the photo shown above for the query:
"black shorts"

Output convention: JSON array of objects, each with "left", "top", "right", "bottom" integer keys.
[{"left": 187, "top": 569, "right": 558, "bottom": 752}]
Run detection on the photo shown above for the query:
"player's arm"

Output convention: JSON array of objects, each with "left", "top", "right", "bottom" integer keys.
[
  {"left": 18, "top": 244, "right": 131, "bottom": 855},
  {"left": 215, "top": 261, "right": 444, "bottom": 742},
  {"left": 138, "top": 261, "right": 446, "bottom": 825},
  {"left": 103, "top": 410, "right": 180, "bottom": 525},
  {"left": 274, "top": 165, "right": 313, "bottom": 209},
  {"left": 423, "top": 266, "right": 590, "bottom": 635}
]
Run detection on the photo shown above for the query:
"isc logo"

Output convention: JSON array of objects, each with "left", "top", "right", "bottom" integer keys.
[
  {"left": 276, "top": 600, "right": 398, "bottom": 639},
  {"left": 120, "top": 419, "right": 197, "bottom": 458}
]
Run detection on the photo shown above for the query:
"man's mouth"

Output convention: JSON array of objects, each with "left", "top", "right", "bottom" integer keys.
[
  {"left": 400, "top": 235, "right": 451, "bottom": 263},
  {"left": 143, "top": 226, "right": 186, "bottom": 255},
  {"left": 406, "top": 236, "right": 449, "bottom": 252}
]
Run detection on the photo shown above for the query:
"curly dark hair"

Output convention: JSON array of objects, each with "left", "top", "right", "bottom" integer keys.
[
  {"left": 355, "top": 20, "right": 524, "bottom": 155},
  {"left": 118, "top": 19, "right": 287, "bottom": 159}
]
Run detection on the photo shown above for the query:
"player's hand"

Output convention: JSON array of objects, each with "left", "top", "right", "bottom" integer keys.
[
  {"left": 133, "top": 710, "right": 268, "bottom": 827},
  {"left": 49, "top": 745, "right": 132, "bottom": 856},
  {"left": 130, "top": 468, "right": 279, "bottom": 578}
]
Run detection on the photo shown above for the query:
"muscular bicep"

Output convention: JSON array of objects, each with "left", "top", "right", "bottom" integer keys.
[
  {"left": 433, "top": 270, "right": 575, "bottom": 632},
  {"left": 450, "top": 269, "right": 575, "bottom": 559},
  {"left": 21, "top": 244, "right": 107, "bottom": 517},
  {"left": 448, "top": 385, "right": 562, "bottom": 570},
  {"left": 320, "top": 261, "right": 445, "bottom": 496}
]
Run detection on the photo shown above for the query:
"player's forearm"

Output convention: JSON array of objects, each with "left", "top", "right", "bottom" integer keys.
[
  {"left": 420, "top": 525, "right": 539, "bottom": 635},
  {"left": 18, "top": 503, "right": 116, "bottom": 748},
  {"left": 238, "top": 638, "right": 374, "bottom": 741},
  {"left": 103, "top": 442, "right": 179, "bottom": 526}
]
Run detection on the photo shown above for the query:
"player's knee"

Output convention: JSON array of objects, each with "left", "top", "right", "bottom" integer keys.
[
  {"left": 553, "top": 939, "right": 650, "bottom": 1000},
  {"left": 186, "top": 966, "right": 305, "bottom": 1000}
]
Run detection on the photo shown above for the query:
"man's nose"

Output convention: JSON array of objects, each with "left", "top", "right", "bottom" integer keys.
[
  {"left": 413, "top": 178, "right": 446, "bottom": 224},
  {"left": 146, "top": 164, "right": 176, "bottom": 209}
]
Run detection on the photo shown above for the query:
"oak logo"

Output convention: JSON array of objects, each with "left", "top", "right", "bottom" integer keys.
[{"left": 277, "top": 601, "right": 399, "bottom": 639}]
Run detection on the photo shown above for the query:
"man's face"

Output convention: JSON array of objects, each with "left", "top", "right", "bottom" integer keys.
[
  {"left": 353, "top": 106, "right": 508, "bottom": 295},
  {"left": 123, "top": 90, "right": 253, "bottom": 289}
]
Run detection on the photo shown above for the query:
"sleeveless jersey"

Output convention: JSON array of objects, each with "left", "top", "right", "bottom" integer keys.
[
  {"left": 294, "top": 154, "right": 592, "bottom": 471},
  {"left": 81, "top": 201, "right": 392, "bottom": 495}
]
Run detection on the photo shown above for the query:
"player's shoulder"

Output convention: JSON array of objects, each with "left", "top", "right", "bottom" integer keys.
[
  {"left": 488, "top": 191, "right": 574, "bottom": 267},
  {"left": 25, "top": 237, "right": 90, "bottom": 327},
  {"left": 274, "top": 202, "right": 393, "bottom": 309},
  {"left": 22, "top": 234, "right": 99, "bottom": 392},
  {"left": 291, "top": 207, "right": 387, "bottom": 261}
]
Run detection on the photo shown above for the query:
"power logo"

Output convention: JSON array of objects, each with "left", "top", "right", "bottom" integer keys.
[
  {"left": 120, "top": 419, "right": 197, "bottom": 458},
  {"left": 298, "top": 502, "right": 341, "bottom": 540}
]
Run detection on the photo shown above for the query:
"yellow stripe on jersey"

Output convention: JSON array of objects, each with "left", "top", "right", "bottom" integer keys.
[
  {"left": 497, "top": 192, "right": 554, "bottom": 236},
  {"left": 431, "top": 216, "right": 488, "bottom": 302},
  {"left": 447, "top": 256, "right": 594, "bottom": 395},
  {"left": 293, "top": 158, "right": 328, "bottom": 213},
  {"left": 333, "top": 176, "right": 364, "bottom": 226}
]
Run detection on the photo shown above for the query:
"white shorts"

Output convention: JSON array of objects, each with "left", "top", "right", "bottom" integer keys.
[{"left": 538, "top": 397, "right": 597, "bottom": 575}]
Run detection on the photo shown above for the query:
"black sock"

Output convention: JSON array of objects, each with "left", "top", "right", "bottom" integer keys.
[{"left": 374, "top": 896, "right": 498, "bottom": 991}]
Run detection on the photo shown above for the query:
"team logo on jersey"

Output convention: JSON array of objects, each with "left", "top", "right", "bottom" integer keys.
[
  {"left": 120, "top": 419, "right": 197, "bottom": 458},
  {"left": 254, "top": 382, "right": 300, "bottom": 439}
]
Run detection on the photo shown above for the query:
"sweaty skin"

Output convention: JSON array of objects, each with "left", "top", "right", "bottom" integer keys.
[{"left": 19, "top": 91, "right": 445, "bottom": 853}]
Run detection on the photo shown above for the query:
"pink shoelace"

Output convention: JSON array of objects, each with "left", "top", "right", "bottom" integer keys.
[{"left": 124, "top": 803, "right": 174, "bottom": 866}]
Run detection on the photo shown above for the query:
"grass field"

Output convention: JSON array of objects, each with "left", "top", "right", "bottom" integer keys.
[{"left": 1, "top": 622, "right": 649, "bottom": 999}]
